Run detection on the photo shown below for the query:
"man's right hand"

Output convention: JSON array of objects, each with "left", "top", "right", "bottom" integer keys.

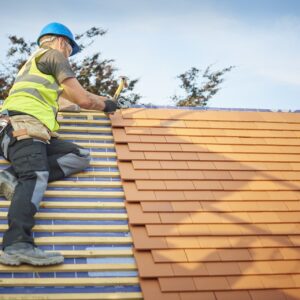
[{"left": 103, "top": 99, "right": 118, "bottom": 114}]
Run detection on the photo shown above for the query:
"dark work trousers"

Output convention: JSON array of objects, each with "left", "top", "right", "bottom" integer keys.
[{"left": 0, "top": 124, "right": 90, "bottom": 249}]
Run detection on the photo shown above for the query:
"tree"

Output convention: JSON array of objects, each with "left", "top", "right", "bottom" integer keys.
[
  {"left": 0, "top": 27, "right": 141, "bottom": 107},
  {"left": 172, "top": 65, "right": 235, "bottom": 107}
]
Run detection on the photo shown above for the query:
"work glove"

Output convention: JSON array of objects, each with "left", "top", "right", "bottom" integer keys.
[{"left": 103, "top": 98, "right": 118, "bottom": 114}]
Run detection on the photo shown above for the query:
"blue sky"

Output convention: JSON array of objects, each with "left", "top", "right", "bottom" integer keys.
[{"left": 0, "top": 0, "right": 299, "bottom": 110}]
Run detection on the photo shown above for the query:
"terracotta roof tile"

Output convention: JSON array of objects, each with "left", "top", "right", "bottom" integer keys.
[
  {"left": 249, "top": 289, "right": 287, "bottom": 300},
  {"left": 122, "top": 182, "right": 156, "bottom": 201},
  {"left": 184, "top": 191, "right": 215, "bottom": 200},
  {"left": 115, "top": 144, "right": 145, "bottom": 160},
  {"left": 139, "top": 279, "right": 181, "bottom": 300},
  {"left": 283, "top": 289, "right": 300, "bottom": 299},
  {"left": 136, "top": 180, "right": 167, "bottom": 190},
  {"left": 152, "top": 249, "right": 188, "bottom": 263},
  {"left": 133, "top": 160, "right": 161, "bottom": 169},
  {"left": 187, "top": 161, "right": 216, "bottom": 170},
  {"left": 279, "top": 247, "right": 300, "bottom": 259},
  {"left": 134, "top": 251, "right": 173, "bottom": 277},
  {"left": 218, "top": 249, "right": 251, "bottom": 261},
  {"left": 185, "top": 249, "right": 221, "bottom": 262},
  {"left": 146, "top": 225, "right": 180, "bottom": 236},
  {"left": 175, "top": 170, "right": 205, "bottom": 180},
  {"left": 249, "top": 248, "right": 284, "bottom": 260},
  {"left": 205, "top": 262, "right": 241, "bottom": 275},
  {"left": 144, "top": 151, "right": 173, "bottom": 160},
  {"left": 193, "top": 277, "right": 230, "bottom": 291},
  {"left": 166, "top": 237, "right": 200, "bottom": 248},
  {"left": 159, "top": 213, "right": 193, "bottom": 224},
  {"left": 159, "top": 277, "right": 197, "bottom": 292},
  {"left": 118, "top": 162, "right": 149, "bottom": 179},
  {"left": 164, "top": 180, "right": 195, "bottom": 190},
  {"left": 171, "top": 201, "right": 202, "bottom": 212},
  {"left": 260, "top": 274, "right": 296, "bottom": 288},
  {"left": 128, "top": 142, "right": 156, "bottom": 151},
  {"left": 148, "top": 170, "right": 178, "bottom": 180},
  {"left": 140, "top": 135, "right": 167, "bottom": 143},
  {"left": 160, "top": 161, "right": 189, "bottom": 169},
  {"left": 141, "top": 202, "right": 173, "bottom": 212},
  {"left": 125, "top": 203, "right": 161, "bottom": 224},
  {"left": 180, "top": 291, "right": 216, "bottom": 300},
  {"left": 155, "top": 190, "right": 186, "bottom": 201},
  {"left": 112, "top": 128, "right": 141, "bottom": 142},
  {"left": 171, "top": 262, "right": 208, "bottom": 276},
  {"left": 226, "top": 275, "right": 264, "bottom": 289},
  {"left": 130, "top": 226, "right": 168, "bottom": 249},
  {"left": 215, "top": 291, "right": 252, "bottom": 300},
  {"left": 111, "top": 108, "right": 300, "bottom": 299}
]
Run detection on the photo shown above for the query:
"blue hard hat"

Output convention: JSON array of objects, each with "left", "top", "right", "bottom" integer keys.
[{"left": 37, "top": 22, "right": 80, "bottom": 56}]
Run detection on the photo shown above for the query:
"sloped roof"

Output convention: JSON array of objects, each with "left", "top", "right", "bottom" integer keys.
[
  {"left": 0, "top": 111, "right": 142, "bottom": 299},
  {"left": 111, "top": 108, "right": 300, "bottom": 300}
]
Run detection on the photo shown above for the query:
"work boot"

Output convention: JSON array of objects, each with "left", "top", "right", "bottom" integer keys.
[
  {"left": 0, "top": 242, "right": 64, "bottom": 266},
  {"left": 0, "top": 170, "right": 17, "bottom": 201}
]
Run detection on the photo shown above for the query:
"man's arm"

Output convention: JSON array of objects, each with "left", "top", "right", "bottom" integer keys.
[{"left": 61, "top": 77, "right": 106, "bottom": 111}]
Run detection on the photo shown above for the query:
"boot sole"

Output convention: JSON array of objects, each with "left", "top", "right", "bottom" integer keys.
[
  {"left": 0, "top": 252, "right": 64, "bottom": 266},
  {"left": 0, "top": 182, "right": 15, "bottom": 201}
]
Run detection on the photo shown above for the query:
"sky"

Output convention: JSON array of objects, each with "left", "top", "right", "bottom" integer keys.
[{"left": 0, "top": 0, "right": 299, "bottom": 110}]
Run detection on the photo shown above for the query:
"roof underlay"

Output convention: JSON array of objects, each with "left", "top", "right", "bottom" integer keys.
[{"left": 0, "top": 111, "right": 142, "bottom": 300}]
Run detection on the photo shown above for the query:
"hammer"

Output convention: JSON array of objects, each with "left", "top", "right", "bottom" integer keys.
[{"left": 113, "top": 76, "right": 129, "bottom": 102}]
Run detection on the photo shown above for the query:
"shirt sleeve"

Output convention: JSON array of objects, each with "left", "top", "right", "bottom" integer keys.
[{"left": 36, "top": 49, "right": 76, "bottom": 84}]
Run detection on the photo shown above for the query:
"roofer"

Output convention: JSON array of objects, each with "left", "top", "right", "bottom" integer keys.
[{"left": 0, "top": 22, "right": 117, "bottom": 266}]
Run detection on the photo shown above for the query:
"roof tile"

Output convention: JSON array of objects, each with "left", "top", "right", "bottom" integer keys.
[
  {"left": 112, "top": 128, "right": 140, "bottom": 142},
  {"left": 215, "top": 291, "right": 251, "bottom": 300},
  {"left": 134, "top": 251, "right": 173, "bottom": 277},
  {"left": 152, "top": 249, "right": 188, "bottom": 263},
  {"left": 159, "top": 213, "right": 193, "bottom": 224},
  {"left": 159, "top": 277, "right": 196, "bottom": 292},
  {"left": 249, "top": 289, "right": 287, "bottom": 300},
  {"left": 125, "top": 203, "right": 161, "bottom": 224},
  {"left": 139, "top": 279, "right": 181, "bottom": 300},
  {"left": 148, "top": 170, "right": 178, "bottom": 180},
  {"left": 227, "top": 275, "right": 264, "bottom": 289},
  {"left": 141, "top": 202, "right": 173, "bottom": 212},
  {"left": 122, "top": 182, "right": 156, "bottom": 201},
  {"left": 205, "top": 262, "right": 241, "bottom": 275},
  {"left": 146, "top": 225, "right": 180, "bottom": 236},
  {"left": 118, "top": 162, "right": 149, "bottom": 180},
  {"left": 185, "top": 249, "right": 221, "bottom": 262},
  {"left": 112, "top": 108, "right": 300, "bottom": 299},
  {"left": 218, "top": 249, "right": 251, "bottom": 261},
  {"left": 130, "top": 226, "right": 168, "bottom": 249},
  {"left": 145, "top": 152, "right": 173, "bottom": 160},
  {"left": 180, "top": 291, "right": 216, "bottom": 300},
  {"left": 115, "top": 144, "right": 145, "bottom": 160},
  {"left": 193, "top": 277, "right": 230, "bottom": 291},
  {"left": 132, "top": 160, "right": 161, "bottom": 169},
  {"left": 171, "top": 262, "right": 208, "bottom": 276},
  {"left": 136, "top": 180, "right": 167, "bottom": 190},
  {"left": 171, "top": 201, "right": 202, "bottom": 212},
  {"left": 160, "top": 161, "right": 189, "bottom": 169}
]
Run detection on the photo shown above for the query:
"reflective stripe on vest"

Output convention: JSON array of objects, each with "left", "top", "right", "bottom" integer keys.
[{"left": 2, "top": 48, "right": 62, "bottom": 131}]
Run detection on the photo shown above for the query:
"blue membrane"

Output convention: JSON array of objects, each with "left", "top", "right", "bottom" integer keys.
[{"left": 0, "top": 286, "right": 141, "bottom": 294}]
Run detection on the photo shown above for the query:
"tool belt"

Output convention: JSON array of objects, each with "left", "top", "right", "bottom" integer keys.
[{"left": 10, "top": 115, "right": 53, "bottom": 143}]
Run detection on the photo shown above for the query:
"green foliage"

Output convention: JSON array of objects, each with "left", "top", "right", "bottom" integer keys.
[
  {"left": 0, "top": 27, "right": 141, "bottom": 106},
  {"left": 172, "top": 65, "right": 235, "bottom": 107}
]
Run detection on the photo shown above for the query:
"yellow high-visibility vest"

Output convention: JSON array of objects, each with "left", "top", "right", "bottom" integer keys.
[{"left": 2, "top": 48, "right": 62, "bottom": 131}]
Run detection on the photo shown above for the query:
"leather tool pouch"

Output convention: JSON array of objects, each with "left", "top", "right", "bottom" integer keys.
[{"left": 10, "top": 115, "right": 51, "bottom": 143}]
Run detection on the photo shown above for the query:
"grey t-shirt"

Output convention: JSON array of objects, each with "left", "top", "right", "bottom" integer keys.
[{"left": 36, "top": 48, "right": 75, "bottom": 84}]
